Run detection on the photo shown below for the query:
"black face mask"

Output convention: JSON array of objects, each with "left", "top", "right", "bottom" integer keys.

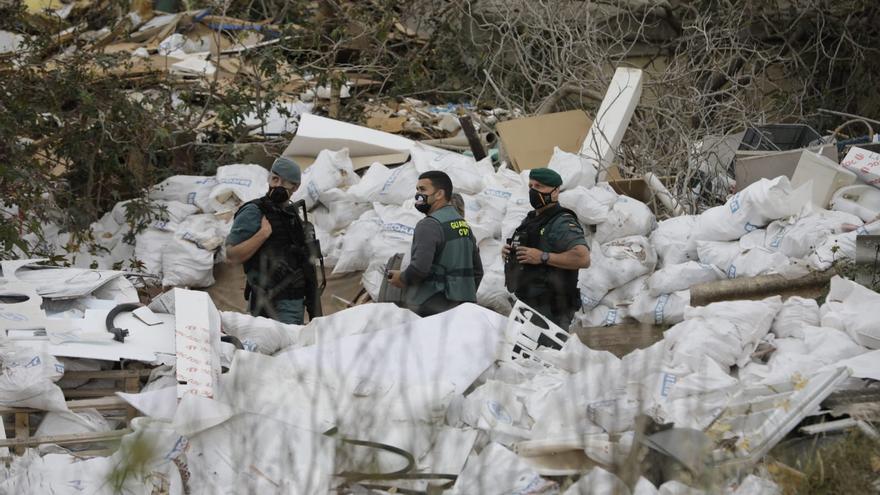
[
  {"left": 529, "top": 187, "right": 555, "bottom": 209},
  {"left": 414, "top": 192, "right": 432, "bottom": 214},
  {"left": 268, "top": 186, "right": 290, "bottom": 204}
]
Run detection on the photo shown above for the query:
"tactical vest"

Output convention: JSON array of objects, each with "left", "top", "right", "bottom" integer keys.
[
  {"left": 234, "top": 197, "right": 307, "bottom": 301},
  {"left": 505, "top": 204, "right": 581, "bottom": 313},
  {"left": 406, "top": 205, "right": 479, "bottom": 306}
]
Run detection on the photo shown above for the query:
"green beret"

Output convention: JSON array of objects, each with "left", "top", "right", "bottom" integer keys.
[
  {"left": 530, "top": 168, "right": 563, "bottom": 187},
  {"left": 271, "top": 156, "right": 301, "bottom": 184}
]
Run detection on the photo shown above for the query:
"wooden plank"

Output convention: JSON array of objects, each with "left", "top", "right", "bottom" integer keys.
[
  {"left": 0, "top": 429, "right": 131, "bottom": 449},
  {"left": 572, "top": 322, "right": 666, "bottom": 357},
  {"left": 0, "top": 396, "right": 129, "bottom": 415},
  {"left": 14, "top": 413, "right": 28, "bottom": 456},
  {"left": 62, "top": 369, "right": 152, "bottom": 381}
]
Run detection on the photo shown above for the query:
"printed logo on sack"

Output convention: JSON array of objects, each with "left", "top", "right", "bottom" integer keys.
[
  {"left": 727, "top": 265, "right": 737, "bottom": 279},
  {"left": 660, "top": 373, "right": 677, "bottom": 398},
  {"left": 307, "top": 182, "right": 320, "bottom": 202},
  {"left": 380, "top": 167, "right": 404, "bottom": 195},
  {"left": 581, "top": 294, "right": 599, "bottom": 308},
  {"left": 186, "top": 192, "right": 197, "bottom": 205},
  {"left": 744, "top": 222, "right": 759, "bottom": 232},
  {"left": 383, "top": 223, "right": 415, "bottom": 236},
  {"left": 165, "top": 436, "right": 188, "bottom": 460},
  {"left": 25, "top": 356, "right": 41, "bottom": 368},
  {"left": 0, "top": 311, "right": 27, "bottom": 321},
  {"left": 487, "top": 400, "right": 513, "bottom": 424},
  {"left": 66, "top": 480, "right": 85, "bottom": 491},
  {"left": 181, "top": 232, "right": 205, "bottom": 249},
  {"left": 729, "top": 193, "right": 742, "bottom": 213},
  {"left": 55, "top": 363, "right": 65, "bottom": 374},
  {"left": 770, "top": 228, "right": 787, "bottom": 248},
  {"left": 857, "top": 225, "right": 870, "bottom": 235},
  {"left": 654, "top": 294, "right": 669, "bottom": 324},
  {"left": 603, "top": 308, "right": 619, "bottom": 326},
  {"left": 482, "top": 188, "right": 512, "bottom": 199},
  {"left": 219, "top": 178, "right": 252, "bottom": 186}
]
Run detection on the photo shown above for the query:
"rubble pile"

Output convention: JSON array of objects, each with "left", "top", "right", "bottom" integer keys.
[{"left": 4, "top": 12, "right": 880, "bottom": 488}]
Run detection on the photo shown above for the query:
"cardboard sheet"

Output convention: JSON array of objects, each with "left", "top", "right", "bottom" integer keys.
[
  {"left": 496, "top": 110, "right": 592, "bottom": 172},
  {"left": 174, "top": 289, "right": 222, "bottom": 399}
]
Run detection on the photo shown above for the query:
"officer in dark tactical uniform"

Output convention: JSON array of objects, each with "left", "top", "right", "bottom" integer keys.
[
  {"left": 225, "top": 157, "right": 308, "bottom": 324},
  {"left": 388, "top": 171, "right": 484, "bottom": 317},
  {"left": 503, "top": 168, "right": 590, "bottom": 330}
]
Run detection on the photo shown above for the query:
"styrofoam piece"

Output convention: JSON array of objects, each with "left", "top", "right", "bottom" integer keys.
[
  {"left": 790, "top": 150, "right": 857, "bottom": 208},
  {"left": 840, "top": 146, "right": 880, "bottom": 189},
  {"left": 174, "top": 289, "right": 222, "bottom": 399},
  {"left": 580, "top": 67, "right": 643, "bottom": 180},
  {"left": 285, "top": 112, "right": 415, "bottom": 158}
]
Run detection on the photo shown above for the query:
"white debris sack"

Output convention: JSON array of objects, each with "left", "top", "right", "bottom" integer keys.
[
  {"left": 651, "top": 215, "right": 697, "bottom": 267},
  {"left": 476, "top": 264, "right": 513, "bottom": 315},
  {"left": 562, "top": 467, "right": 629, "bottom": 495},
  {"left": 578, "top": 236, "right": 657, "bottom": 309},
  {"left": 809, "top": 221, "right": 880, "bottom": 270},
  {"left": 161, "top": 237, "right": 215, "bottom": 288},
  {"left": 763, "top": 209, "right": 862, "bottom": 258},
  {"left": 696, "top": 240, "right": 742, "bottom": 273},
  {"left": 559, "top": 183, "right": 619, "bottom": 225},
  {"left": 648, "top": 261, "right": 724, "bottom": 296},
  {"left": 174, "top": 213, "right": 231, "bottom": 251},
  {"left": 333, "top": 210, "right": 383, "bottom": 274},
  {"left": 148, "top": 175, "right": 220, "bottom": 213},
  {"left": 376, "top": 161, "right": 421, "bottom": 205},
  {"left": 361, "top": 203, "right": 422, "bottom": 299},
  {"left": 134, "top": 228, "right": 173, "bottom": 277},
  {"left": 690, "top": 176, "right": 808, "bottom": 244},
  {"left": 35, "top": 409, "right": 111, "bottom": 439},
  {"left": 209, "top": 164, "right": 269, "bottom": 209},
  {"left": 0, "top": 347, "right": 68, "bottom": 411},
  {"left": 630, "top": 290, "right": 689, "bottom": 326},
  {"left": 501, "top": 192, "right": 532, "bottom": 242},
  {"left": 291, "top": 148, "right": 359, "bottom": 209},
  {"left": 821, "top": 276, "right": 880, "bottom": 349},
  {"left": 411, "top": 143, "right": 493, "bottom": 195},
  {"left": 595, "top": 196, "right": 655, "bottom": 244},
  {"left": 725, "top": 247, "right": 790, "bottom": 279},
  {"left": 148, "top": 200, "right": 199, "bottom": 232},
  {"left": 602, "top": 275, "right": 649, "bottom": 307},
  {"left": 577, "top": 305, "right": 628, "bottom": 327},
  {"left": 220, "top": 311, "right": 303, "bottom": 354},
  {"left": 318, "top": 188, "right": 371, "bottom": 233},
  {"left": 547, "top": 146, "right": 599, "bottom": 191},
  {"left": 347, "top": 162, "right": 391, "bottom": 203},
  {"left": 771, "top": 296, "right": 820, "bottom": 338}
]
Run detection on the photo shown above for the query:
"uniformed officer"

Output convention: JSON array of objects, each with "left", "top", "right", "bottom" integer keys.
[
  {"left": 388, "top": 171, "right": 484, "bottom": 316},
  {"left": 225, "top": 157, "right": 308, "bottom": 324},
  {"left": 503, "top": 168, "right": 590, "bottom": 330}
]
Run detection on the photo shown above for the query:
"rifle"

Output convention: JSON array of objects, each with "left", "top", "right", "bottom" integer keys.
[{"left": 292, "top": 200, "right": 326, "bottom": 318}]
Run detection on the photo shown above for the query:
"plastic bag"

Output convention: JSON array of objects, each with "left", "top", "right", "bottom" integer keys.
[
  {"left": 630, "top": 290, "right": 689, "bottom": 326},
  {"left": 696, "top": 240, "right": 741, "bottom": 273},
  {"left": 0, "top": 348, "right": 68, "bottom": 411},
  {"left": 174, "top": 213, "right": 231, "bottom": 251},
  {"left": 764, "top": 209, "right": 862, "bottom": 258},
  {"left": 161, "top": 237, "right": 215, "bottom": 287},
  {"left": 333, "top": 211, "right": 383, "bottom": 274},
  {"left": 134, "top": 228, "right": 173, "bottom": 277},
  {"left": 578, "top": 236, "right": 657, "bottom": 309},
  {"left": 149, "top": 175, "right": 220, "bottom": 213}
]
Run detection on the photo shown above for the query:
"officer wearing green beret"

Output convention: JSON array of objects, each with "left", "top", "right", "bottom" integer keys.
[
  {"left": 503, "top": 168, "right": 590, "bottom": 330},
  {"left": 225, "top": 157, "right": 309, "bottom": 324}
]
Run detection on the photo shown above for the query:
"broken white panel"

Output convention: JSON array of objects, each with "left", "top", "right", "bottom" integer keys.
[
  {"left": 133, "top": 306, "right": 162, "bottom": 326},
  {"left": 0, "top": 259, "right": 125, "bottom": 300},
  {"left": 170, "top": 53, "right": 216, "bottom": 76},
  {"left": 823, "top": 348, "right": 880, "bottom": 380},
  {"left": 709, "top": 367, "right": 850, "bottom": 468},
  {"left": 243, "top": 100, "right": 314, "bottom": 136},
  {"left": 11, "top": 308, "right": 175, "bottom": 363},
  {"left": 174, "top": 289, "right": 222, "bottom": 399},
  {"left": 580, "top": 67, "right": 644, "bottom": 180},
  {"left": 285, "top": 112, "right": 415, "bottom": 158},
  {"left": 502, "top": 299, "right": 570, "bottom": 369}
]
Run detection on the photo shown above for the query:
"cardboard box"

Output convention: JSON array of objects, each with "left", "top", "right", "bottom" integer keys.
[{"left": 496, "top": 110, "right": 592, "bottom": 172}]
